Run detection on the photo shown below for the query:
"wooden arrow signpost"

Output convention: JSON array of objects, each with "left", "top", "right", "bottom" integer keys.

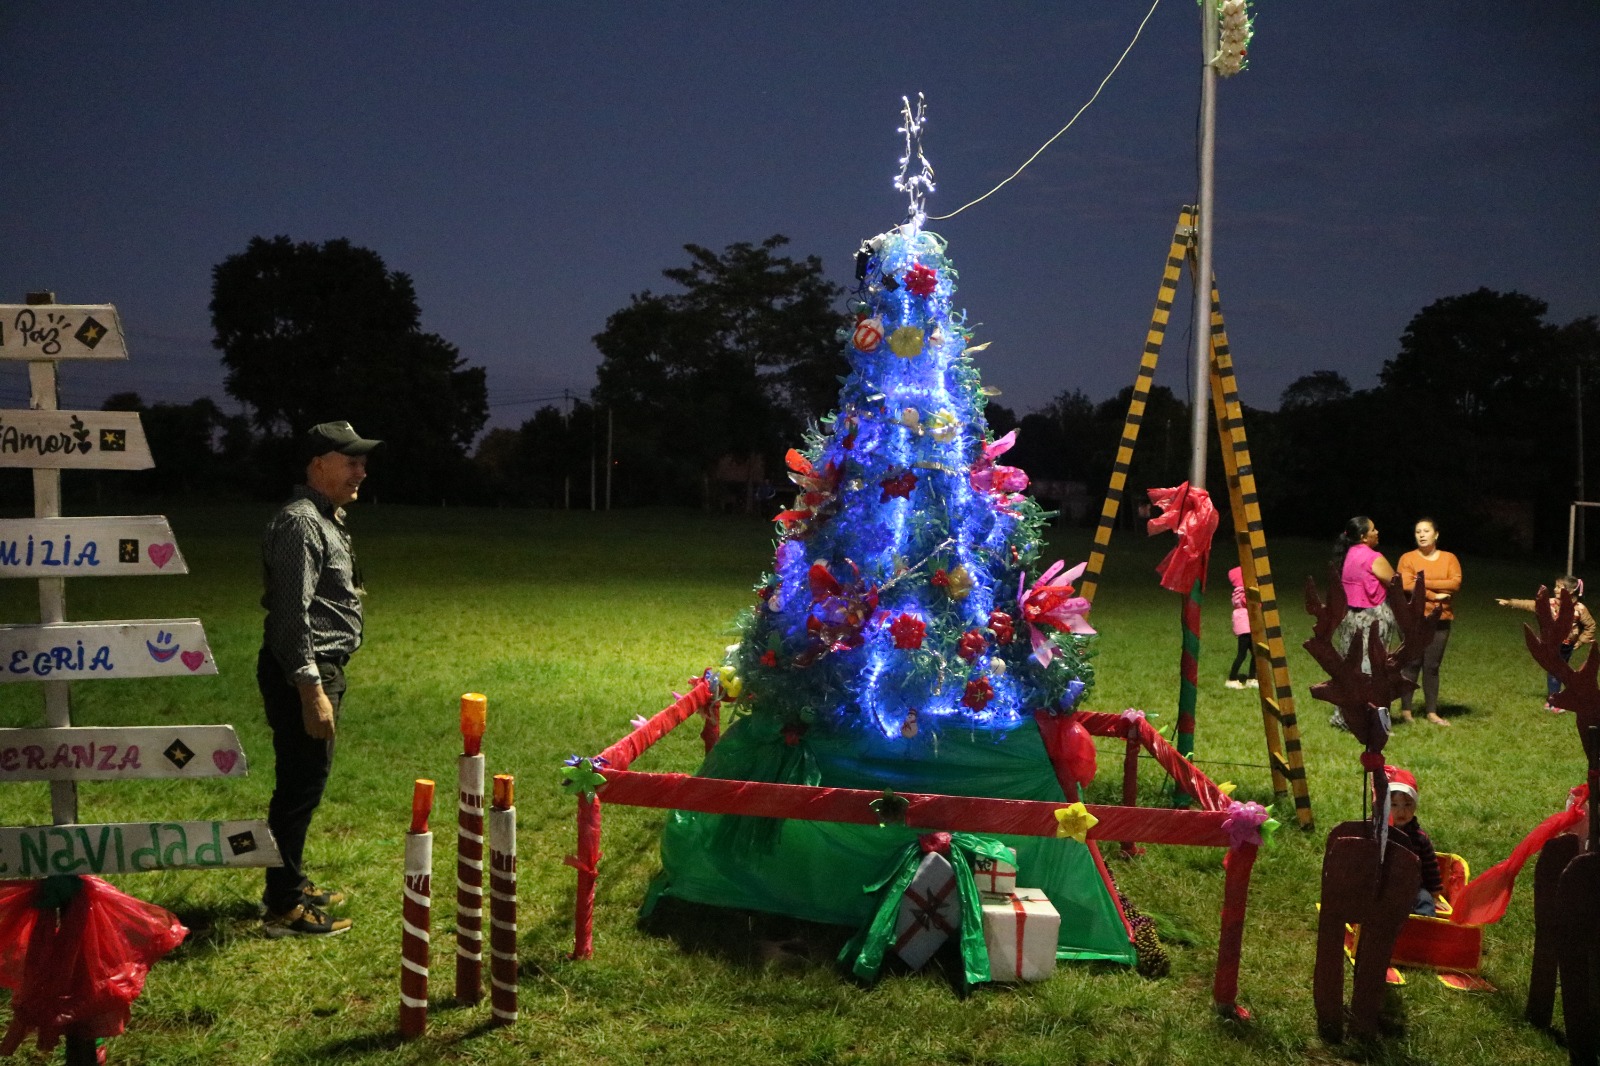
[
  {"left": 1, "top": 292, "right": 279, "bottom": 916},
  {"left": 0, "top": 516, "right": 189, "bottom": 577}
]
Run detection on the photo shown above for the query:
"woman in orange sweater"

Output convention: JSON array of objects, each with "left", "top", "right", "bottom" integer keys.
[{"left": 1396, "top": 517, "right": 1460, "bottom": 726}]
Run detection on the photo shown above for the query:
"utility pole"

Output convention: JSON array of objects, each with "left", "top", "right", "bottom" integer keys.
[{"left": 1189, "top": 0, "right": 1219, "bottom": 492}]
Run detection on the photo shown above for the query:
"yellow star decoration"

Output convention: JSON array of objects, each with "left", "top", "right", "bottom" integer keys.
[
  {"left": 81, "top": 323, "right": 102, "bottom": 343},
  {"left": 1217, "top": 781, "right": 1238, "bottom": 797},
  {"left": 1054, "top": 802, "right": 1098, "bottom": 844}
]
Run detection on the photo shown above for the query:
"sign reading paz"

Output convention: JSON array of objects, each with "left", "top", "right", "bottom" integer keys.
[
  {"left": 0, "top": 304, "right": 127, "bottom": 361},
  {"left": 0, "top": 410, "right": 151, "bottom": 469},
  {"left": 0, "top": 819, "right": 281, "bottom": 878},
  {"left": 0, "top": 516, "right": 188, "bottom": 578},
  {"left": 0, "top": 619, "right": 216, "bottom": 683},
  {"left": 0, "top": 725, "right": 247, "bottom": 782}
]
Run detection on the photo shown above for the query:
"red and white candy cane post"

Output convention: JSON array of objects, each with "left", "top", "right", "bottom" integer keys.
[
  {"left": 399, "top": 778, "right": 435, "bottom": 1040},
  {"left": 456, "top": 693, "right": 487, "bottom": 1005},
  {"left": 488, "top": 773, "right": 519, "bottom": 1026}
]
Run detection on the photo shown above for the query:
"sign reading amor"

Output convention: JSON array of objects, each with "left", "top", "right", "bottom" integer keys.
[
  {"left": 0, "top": 619, "right": 216, "bottom": 683},
  {"left": 0, "top": 516, "right": 188, "bottom": 578},
  {"left": 0, "top": 819, "right": 280, "bottom": 878},
  {"left": 0, "top": 303, "right": 127, "bottom": 361},
  {"left": 0, "top": 725, "right": 247, "bottom": 782},
  {"left": 0, "top": 410, "right": 152, "bottom": 469}
]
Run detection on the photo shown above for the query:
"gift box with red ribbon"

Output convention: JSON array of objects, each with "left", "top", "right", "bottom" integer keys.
[
  {"left": 981, "top": 888, "right": 1059, "bottom": 982},
  {"left": 969, "top": 847, "right": 1017, "bottom": 896},
  {"left": 892, "top": 851, "right": 961, "bottom": 971}
]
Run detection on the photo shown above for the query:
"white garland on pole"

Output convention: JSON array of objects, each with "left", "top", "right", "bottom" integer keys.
[{"left": 1211, "top": 0, "right": 1252, "bottom": 77}]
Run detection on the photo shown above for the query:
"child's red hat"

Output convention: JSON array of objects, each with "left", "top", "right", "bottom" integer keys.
[{"left": 1384, "top": 764, "right": 1418, "bottom": 801}]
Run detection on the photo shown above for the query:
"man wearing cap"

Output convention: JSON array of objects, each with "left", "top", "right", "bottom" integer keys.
[{"left": 257, "top": 420, "right": 380, "bottom": 937}]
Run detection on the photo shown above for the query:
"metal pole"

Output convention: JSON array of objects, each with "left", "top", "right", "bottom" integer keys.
[
  {"left": 1577, "top": 363, "right": 1586, "bottom": 564},
  {"left": 1570, "top": 503, "right": 1580, "bottom": 579},
  {"left": 1189, "top": 1, "right": 1219, "bottom": 490}
]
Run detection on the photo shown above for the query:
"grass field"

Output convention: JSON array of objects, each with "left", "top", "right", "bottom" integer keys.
[{"left": 0, "top": 503, "right": 1587, "bottom": 1065}]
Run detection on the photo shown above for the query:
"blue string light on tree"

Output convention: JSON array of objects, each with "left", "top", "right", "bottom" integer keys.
[{"left": 724, "top": 98, "right": 1095, "bottom": 743}]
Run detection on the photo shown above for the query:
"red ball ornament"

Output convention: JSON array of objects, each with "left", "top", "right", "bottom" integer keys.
[
  {"left": 988, "top": 610, "right": 1015, "bottom": 645},
  {"left": 957, "top": 629, "right": 987, "bottom": 661},
  {"left": 852, "top": 316, "right": 886, "bottom": 352}
]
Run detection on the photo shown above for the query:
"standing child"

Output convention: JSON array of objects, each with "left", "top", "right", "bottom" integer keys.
[
  {"left": 1495, "top": 576, "right": 1595, "bottom": 712},
  {"left": 1224, "top": 566, "right": 1254, "bottom": 689},
  {"left": 1384, "top": 766, "right": 1446, "bottom": 915}
]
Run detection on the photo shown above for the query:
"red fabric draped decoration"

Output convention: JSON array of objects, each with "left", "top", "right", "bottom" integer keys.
[
  {"left": 1146, "top": 482, "right": 1219, "bottom": 593},
  {"left": 1448, "top": 784, "right": 1589, "bottom": 927},
  {"left": 0, "top": 877, "right": 187, "bottom": 1055}
]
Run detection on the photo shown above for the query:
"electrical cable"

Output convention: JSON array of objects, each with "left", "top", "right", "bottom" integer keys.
[{"left": 928, "top": 0, "right": 1166, "bottom": 222}]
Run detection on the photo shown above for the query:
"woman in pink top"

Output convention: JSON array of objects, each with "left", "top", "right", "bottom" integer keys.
[{"left": 1329, "top": 516, "right": 1397, "bottom": 729}]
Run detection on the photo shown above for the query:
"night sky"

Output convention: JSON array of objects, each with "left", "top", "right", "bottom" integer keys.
[{"left": 3, "top": 2, "right": 1596, "bottom": 434}]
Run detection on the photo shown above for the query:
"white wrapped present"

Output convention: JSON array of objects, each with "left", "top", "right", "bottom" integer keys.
[
  {"left": 892, "top": 851, "right": 961, "bottom": 971},
  {"left": 969, "top": 847, "right": 1017, "bottom": 896},
  {"left": 981, "top": 888, "right": 1060, "bottom": 982}
]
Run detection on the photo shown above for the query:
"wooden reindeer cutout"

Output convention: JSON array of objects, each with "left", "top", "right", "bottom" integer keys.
[
  {"left": 1304, "top": 569, "right": 1433, "bottom": 1042},
  {"left": 1520, "top": 586, "right": 1600, "bottom": 1066}
]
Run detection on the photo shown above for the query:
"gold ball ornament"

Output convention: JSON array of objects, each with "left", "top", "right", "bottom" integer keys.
[{"left": 887, "top": 326, "right": 925, "bottom": 359}]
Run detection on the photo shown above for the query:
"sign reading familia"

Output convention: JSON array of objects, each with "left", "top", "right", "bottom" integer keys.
[
  {"left": 0, "top": 517, "right": 188, "bottom": 577},
  {"left": 0, "top": 619, "right": 215, "bottom": 682},
  {"left": 0, "top": 819, "right": 281, "bottom": 878}
]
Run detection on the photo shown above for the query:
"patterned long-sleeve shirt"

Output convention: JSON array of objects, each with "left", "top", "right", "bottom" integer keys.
[
  {"left": 261, "top": 486, "right": 363, "bottom": 686},
  {"left": 1391, "top": 816, "right": 1443, "bottom": 895}
]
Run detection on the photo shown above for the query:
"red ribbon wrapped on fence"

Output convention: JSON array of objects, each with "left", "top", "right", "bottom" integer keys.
[{"left": 597, "top": 677, "right": 715, "bottom": 771}]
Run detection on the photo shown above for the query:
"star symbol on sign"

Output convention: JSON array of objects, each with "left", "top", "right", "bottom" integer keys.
[
  {"left": 99, "top": 429, "right": 126, "bottom": 452},
  {"left": 74, "top": 317, "right": 107, "bottom": 349},
  {"left": 164, "top": 739, "right": 196, "bottom": 769}
]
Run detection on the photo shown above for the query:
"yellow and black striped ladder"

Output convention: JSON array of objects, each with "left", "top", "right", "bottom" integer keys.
[
  {"left": 1203, "top": 278, "right": 1314, "bottom": 829},
  {"left": 1078, "top": 206, "right": 1314, "bottom": 828},
  {"left": 1078, "top": 209, "right": 1194, "bottom": 603}
]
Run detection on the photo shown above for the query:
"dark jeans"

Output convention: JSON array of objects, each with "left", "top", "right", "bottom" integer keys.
[
  {"left": 1547, "top": 641, "right": 1575, "bottom": 698},
  {"left": 259, "top": 648, "right": 344, "bottom": 913}
]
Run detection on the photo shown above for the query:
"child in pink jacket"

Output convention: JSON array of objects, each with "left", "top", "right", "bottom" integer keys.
[{"left": 1225, "top": 566, "right": 1255, "bottom": 688}]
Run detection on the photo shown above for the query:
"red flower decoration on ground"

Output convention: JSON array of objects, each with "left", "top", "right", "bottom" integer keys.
[
  {"left": 889, "top": 612, "right": 927, "bottom": 650},
  {"left": 760, "top": 649, "right": 778, "bottom": 667},
  {"left": 962, "top": 677, "right": 994, "bottom": 711},
  {"left": 988, "top": 610, "right": 1015, "bottom": 645},
  {"left": 880, "top": 471, "right": 918, "bottom": 501},
  {"left": 957, "top": 629, "right": 987, "bottom": 661},
  {"left": 904, "top": 263, "right": 939, "bottom": 297}
]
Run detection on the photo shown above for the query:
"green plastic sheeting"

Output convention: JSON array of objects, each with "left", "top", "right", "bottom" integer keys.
[{"left": 650, "top": 715, "right": 1135, "bottom": 966}]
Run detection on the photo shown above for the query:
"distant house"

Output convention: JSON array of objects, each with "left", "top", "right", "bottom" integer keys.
[
  {"left": 1030, "top": 480, "right": 1093, "bottom": 525},
  {"left": 709, "top": 452, "right": 768, "bottom": 514}
]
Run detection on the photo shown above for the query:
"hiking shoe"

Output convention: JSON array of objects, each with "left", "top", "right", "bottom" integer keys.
[
  {"left": 263, "top": 902, "right": 352, "bottom": 938},
  {"left": 1224, "top": 679, "right": 1246, "bottom": 689},
  {"left": 259, "top": 881, "right": 347, "bottom": 916}
]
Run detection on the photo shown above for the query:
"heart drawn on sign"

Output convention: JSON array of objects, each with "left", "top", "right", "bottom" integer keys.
[
  {"left": 181, "top": 650, "right": 206, "bottom": 672},
  {"left": 212, "top": 750, "right": 239, "bottom": 774},
  {"left": 147, "top": 543, "right": 176, "bottom": 569}
]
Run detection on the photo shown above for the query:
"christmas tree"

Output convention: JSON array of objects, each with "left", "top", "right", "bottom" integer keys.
[{"left": 649, "top": 101, "right": 1134, "bottom": 968}]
